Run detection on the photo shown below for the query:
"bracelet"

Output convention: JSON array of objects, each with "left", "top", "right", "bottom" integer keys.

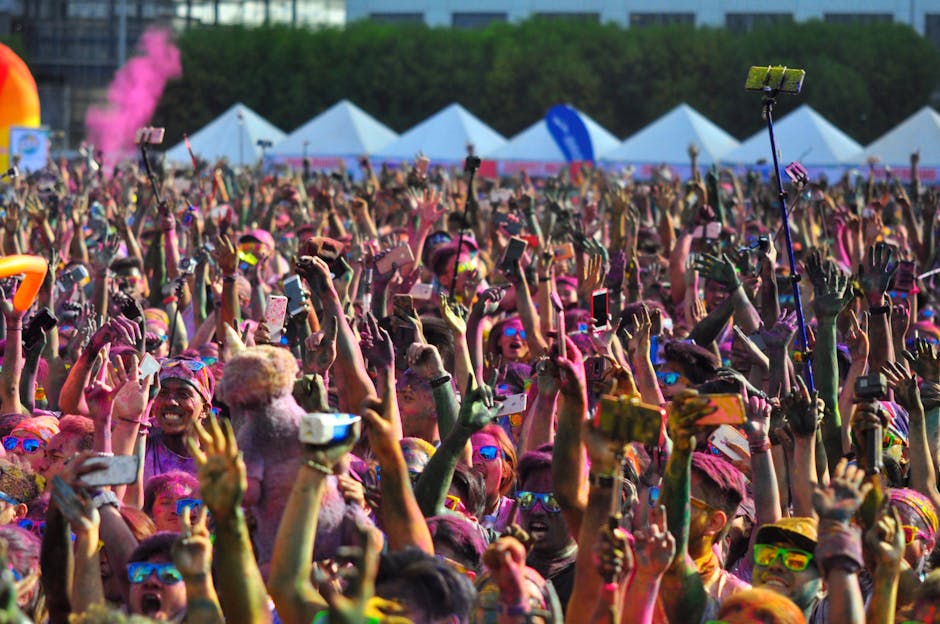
[
  {"left": 429, "top": 374, "right": 452, "bottom": 389},
  {"left": 589, "top": 472, "right": 616, "bottom": 489},
  {"left": 91, "top": 490, "right": 120, "bottom": 510},
  {"left": 304, "top": 459, "right": 333, "bottom": 476},
  {"left": 222, "top": 275, "right": 237, "bottom": 283},
  {"left": 869, "top": 304, "right": 891, "bottom": 315},
  {"left": 749, "top": 439, "right": 772, "bottom": 454},
  {"left": 500, "top": 603, "right": 530, "bottom": 616}
]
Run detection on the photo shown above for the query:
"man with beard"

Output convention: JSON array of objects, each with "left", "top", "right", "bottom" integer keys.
[{"left": 517, "top": 445, "right": 577, "bottom": 611}]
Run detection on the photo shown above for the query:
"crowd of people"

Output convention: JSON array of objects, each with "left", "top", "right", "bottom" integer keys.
[{"left": 0, "top": 142, "right": 932, "bottom": 624}]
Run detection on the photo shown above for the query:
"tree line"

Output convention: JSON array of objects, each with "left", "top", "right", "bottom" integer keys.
[{"left": 152, "top": 18, "right": 940, "bottom": 149}]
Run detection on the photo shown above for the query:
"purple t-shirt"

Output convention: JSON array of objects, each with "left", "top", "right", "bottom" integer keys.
[{"left": 144, "top": 430, "right": 197, "bottom": 482}]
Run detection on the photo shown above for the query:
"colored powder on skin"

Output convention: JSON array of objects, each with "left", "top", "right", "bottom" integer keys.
[{"left": 84, "top": 28, "right": 182, "bottom": 168}]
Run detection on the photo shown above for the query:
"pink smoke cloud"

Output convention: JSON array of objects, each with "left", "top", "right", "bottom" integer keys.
[{"left": 85, "top": 27, "right": 182, "bottom": 168}]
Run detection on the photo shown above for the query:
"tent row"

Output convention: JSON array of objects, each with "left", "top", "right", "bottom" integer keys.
[{"left": 164, "top": 100, "right": 940, "bottom": 175}]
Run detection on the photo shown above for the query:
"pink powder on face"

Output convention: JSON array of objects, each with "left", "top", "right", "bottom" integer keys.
[{"left": 85, "top": 28, "right": 182, "bottom": 168}]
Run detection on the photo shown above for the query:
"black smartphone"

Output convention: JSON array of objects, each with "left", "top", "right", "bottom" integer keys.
[
  {"left": 592, "top": 289, "right": 609, "bottom": 330},
  {"left": 894, "top": 261, "right": 916, "bottom": 293},
  {"left": 23, "top": 308, "right": 57, "bottom": 350},
  {"left": 500, "top": 237, "right": 527, "bottom": 273}
]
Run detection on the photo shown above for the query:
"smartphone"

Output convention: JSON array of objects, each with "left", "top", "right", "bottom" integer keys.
[
  {"left": 592, "top": 289, "right": 609, "bottom": 330},
  {"left": 584, "top": 355, "right": 610, "bottom": 383},
  {"left": 283, "top": 275, "right": 307, "bottom": 317},
  {"left": 139, "top": 353, "right": 161, "bottom": 381},
  {"left": 57, "top": 264, "right": 89, "bottom": 293},
  {"left": 496, "top": 393, "right": 527, "bottom": 417},
  {"left": 692, "top": 222, "right": 722, "bottom": 240},
  {"left": 784, "top": 161, "right": 808, "bottom": 185},
  {"left": 500, "top": 237, "right": 528, "bottom": 273},
  {"left": 134, "top": 127, "right": 165, "bottom": 145},
  {"left": 79, "top": 455, "right": 140, "bottom": 487},
  {"left": 23, "top": 308, "right": 56, "bottom": 350},
  {"left": 550, "top": 291, "right": 566, "bottom": 359},
  {"left": 265, "top": 295, "right": 288, "bottom": 342},
  {"left": 553, "top": 243, "right": 575, "bottom": 262},
  {"left": 410, "top": 282, "right": 434, "bottom": 300},
  {"left": 695, "top": 394, "right": 746, "bottom": 427},
  {"left": 708, "top": 425, "right": 750, "bottom": 462},
  {"left": 393, "top": 294, "right": 415, "bottom": 318},
  {"left": 894, "top": 261, "right": 916, "bottom": 292},
  {"left": 376, "top": 244, "right": 415, "bottom": 276}
]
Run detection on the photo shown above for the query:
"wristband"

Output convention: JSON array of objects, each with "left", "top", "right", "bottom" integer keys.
[
  {"left": 429, "top": 374, "right": 452, "bottom": 389},
  {"left": 304, "top": 459, "right": 333, "bottom": 476},
  {"left": 869, "top": 304, "right": 891, "bottom": 315},
  {"left": 91, "top": 490, "right": 120, "bottom": 510},
  {"left": 162, "top": 295, "right": 177, "bottom": 306},
  {"left": 815, "top": 519, "right": 863, "bottom": 576},
  {"left": 222, "top": 275, "right": 237, "bottom": 283},
  {"left": 749, "top": 439, "right": 772, "bottom": 454}
]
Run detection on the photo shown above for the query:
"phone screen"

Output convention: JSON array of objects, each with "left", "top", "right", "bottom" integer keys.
[
  {"left": 500, "top": 238, "right": 527, "bottom": 272},
  {"left": 591, "top": 289, "right": 609, "bottom": 330}
]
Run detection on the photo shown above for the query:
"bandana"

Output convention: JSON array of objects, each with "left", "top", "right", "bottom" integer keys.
[
  {"left": 159, "top": 357, "right": 216, "bottom": 403},
  {"left": 888, "top": 488, "right": 939, "bottom": 540},
  {"left": 12, "top": 415, "right": 59, "bottom": 442}
]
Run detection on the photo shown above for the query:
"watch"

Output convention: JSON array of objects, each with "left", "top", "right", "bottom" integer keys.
[{"left": 429, "top": 374, "right": 452, "bottom": 389}]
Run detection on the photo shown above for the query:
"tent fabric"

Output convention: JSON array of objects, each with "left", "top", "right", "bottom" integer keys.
[
  {"left": 862, "top": 106, "right": 940, "bottom": 167},
  {"left": 269, "top": 100, "right": 398, "bottom": 158},
  {"left": 164, "top": 103, "right": 286, "bottom": 167},
  {"left": 486, "top": 108, "right": 620, "bottom": 162},
  {"left": 374, "top": 103, "right": 506, "bottom": 162},
  {"left": 601, "top": 104, "right": 739, "bottom": 165},
  {"left": 722, "top": 104, "right": 862, "bottom": 167}
]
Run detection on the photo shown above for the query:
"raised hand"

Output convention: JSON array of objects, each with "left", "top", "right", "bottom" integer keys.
[
  {"left": 882, "top": 360, "right": 921, "bottom": 413},
  {"left": 470, "top": 286, "right": 504, "bottom": 319},
  {"left": 411, "top": 187, "right": 444, "bottom": 226},
  {"left": 812, "top": 457, "right": 872, "bottom": 523},
  {"left": 808, "top": 254, "right": 852, "bottom": 319},
  {"left": 405, "top": 342, "right": 445, "bottom": 381},
  {"left": 667, "top": 390, "right": 715, "bottom": 451},
  {"left": 760, "top": 309, "right": 798, "bottom": 351},
  {"left": 87, "top": 316, "right": 141, "bottom": 353},
  {"left": 91, "top": 235, "right": 121, "bottom": 275},
  {"left": 845, "top": 310, "right": 870, "bottom": 362},
  {"left": 781, "top": 376, "right": 823, "bottom": 439},
  {"left": 305, "top": 316, "right": 338, "bottom": 375},
  {"left": 359, "top": 312, "right": 394, "bottom": 370},
  {"left": 171, "top": 506, "right": 213, "bottom": 581},
  {"left": 482, "top": 537, "right": 530, "bottom": 608},
  {"left": 693, "top": 252, "right": 740, "bottom": 291},
  {"left": 633, "top": 505, "right": 676, "bottom": 578},
  {"left": 859, "top": 242, "right": 899, "bottom": 304},
  {"left": 457, "top": 377, "right": 499, "bottom": 432},
  {"left": 593, "top": 521, "right": 633, "bottom": 585},
  {"left": 186, "top": 414, "right": 245, "bottom": 524},
  {"left": 731, "top": 326, "right": 768, "bottom": 370},
  {"left": 50, "top": 475, "right": 100, "bottom": 544},
  {"left": 320, "top": 521, "right": 385, "bottom": 624},
  {"left": 743, "top": 391, "right": 772, "bottom": 445},
  {"left": 212, "top": 235, "right": 238, "bottom": 276},
  {"left": 439, "top": 298, "right": 468, "bottom": 336},
  {"left": 904, "top": 338, "right": 940, "bottom": 383},
  {"left": 360, "top": 382, "right": 400, "bottom": 464},
  {"left": 864, "top": 504, "right": 905, "bottom": 570}
]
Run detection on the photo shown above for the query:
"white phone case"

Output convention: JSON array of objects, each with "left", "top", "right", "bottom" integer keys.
[
  {"left": 496, "top": 393, "right": 528, "bottom": 417},
  {"left": 265, "top": 295, "right": 288, "bottom": 342}
]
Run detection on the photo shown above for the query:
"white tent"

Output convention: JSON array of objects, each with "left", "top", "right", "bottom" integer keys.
[
  {"left": 487, "top": 108, "right": 620, "bottom": 164},
  {"left": 269, "top": 100, "right": 398, "bottom": 159},
  {"left": 723, "top": 104, "right": 862, "bottom": 167},
  {"left": 374, "top": 103, "right": 506, "bottom": 163},
  {"left": 164, "top": 103, "right": 286, "bottom": 167},
  {"left": 601, "top": 104, "right": 739, "bottom": 165},
  {"left": 862, "top": 107, "right": 940, "bottom": 167}
]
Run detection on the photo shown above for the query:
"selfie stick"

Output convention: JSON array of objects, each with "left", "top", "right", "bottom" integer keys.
[
  {"left": 449, "top": 156, "right": 480, "bottom": 302},
  {"left": 751, "top": 70, "right": 815, "bottom": 392},
  {"left": 139, "top": 142, "right": 163, "bottom": 207}
]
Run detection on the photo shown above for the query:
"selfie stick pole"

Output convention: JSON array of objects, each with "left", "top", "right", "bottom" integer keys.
[
  {"left": 450, "top": 157, "right": 480, "bottom": 303},
  {"left": 139, "top": 143, "right": 164, "bottom": 207},
  {"left": 761, "top": 90, "right": 815, "bottom": 392}
]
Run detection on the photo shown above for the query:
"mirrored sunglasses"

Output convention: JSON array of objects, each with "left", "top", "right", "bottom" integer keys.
[
  {"left": 2, "top": 436, "right": 43, "bottom": 454},
  {"left": 656, "top": 371, "right": 680, "bottom": 386},
  {"left": 127, "top": 562, "right": 184, "bottom": 585},
  {"left": 162, "top": 358, "right": 206, "bottom": 372},
  {"left": 175, "top": 498, "right": 203, "bottom": 516},
  {"left": 517, "top": 491, "right": 561, "bottom": 513},
  {"left": 503, "top": 327, "right": 527, "bottom": 339},
  {"left": 475, "top": 445, "right": 501, "bottom": 462},
  {"left": 753, "top": 544, "right": 814, "bottom": 572}
]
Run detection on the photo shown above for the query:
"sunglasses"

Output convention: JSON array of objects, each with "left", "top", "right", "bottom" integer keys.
[
  {"left": 373, "top": 465, "right": 421, "bottom": 484},
  {"left": 753, "top": 544, "right": 814, "bottom": 572},
  {"left": 2, "top": 436, "right": 43, "bottom": 454},
  {"left": 903, "top": 525, "right": 929, "bottom": 545},
  {"left": 503, "top": 327, "right": 527, "bottom": 339},
  {"left": 456, "top": 261, "right": 477, "bottom": 275},
  {"left": 127, "top": 562, "right": 184, "bottom": 585},
  {"left": 656, "top": 371, "right": 680, "bottom": 386},
  {"left": 175, "top": 498, "right": 203, "bottom": 516},
  {"left": 517, "top": 491, "right": 562, "bottom": 513},
  {"left": 445, "top": 494, "right": 467, "bottom": 514},
  {"left": 648, "top": 485, "right": 661, "bottom": 506},
  {"left": 162, "top": 358, "right": 207, "bottom": 372},
  {"left": 474, "top": 445, "right": 501, "bottom": 462}
]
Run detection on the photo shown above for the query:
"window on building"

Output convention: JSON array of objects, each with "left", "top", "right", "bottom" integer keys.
[
  {"left": 927, "top": 14, "right": 940, "bottom": 48},
  {"left": 535, "top": 12, "right": 600, "bottom": 23},
  {"left": 370, "top": 12, "right": 423, "bottom": 24},
  {"left": 824, "top": 13, "right": 893, "bottom": 25},
  {"left": 452, "top": 12, "right": 506, "bottom": 29},
  {"left": 725, "top": 13, "right": 793, "bottom": 34},
  {"left": 630, "top": 12, "right": 695, "bottom": 27},
  {"left": 67, "top": 1, "right": 108, "bottom": 19}
]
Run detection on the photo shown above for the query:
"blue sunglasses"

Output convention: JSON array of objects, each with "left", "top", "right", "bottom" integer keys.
[
  {"left": 127, "top": 562, "right": 183, "bottom": 585},
  {"left": 475, "top": 445, "right": 501, "bottom": 461},
  {"left": 656, "top": 371, "right": 680, "bottom": 386},
  {"left": 175, "top": 498, "right": 202, "bottom": 516},
  {"left": 503, "top": 327, "right": 527, "bottom": 339}
]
